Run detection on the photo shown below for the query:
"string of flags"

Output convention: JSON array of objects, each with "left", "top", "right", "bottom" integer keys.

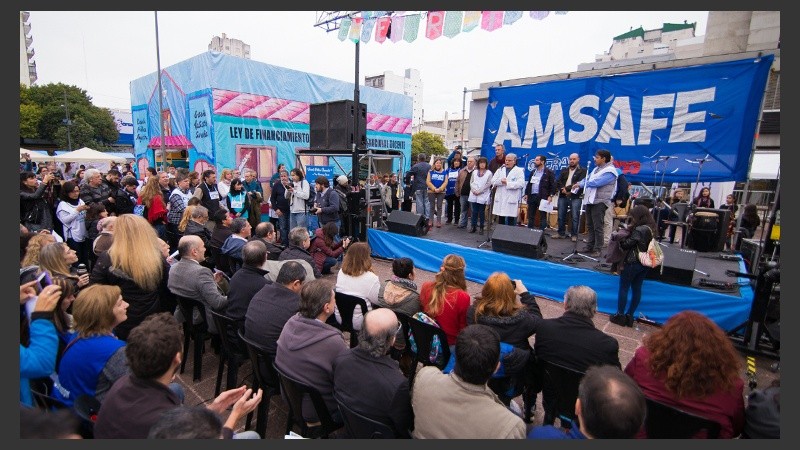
[{"left": 337, "top": 11, "right": 568, "bottom": 44}]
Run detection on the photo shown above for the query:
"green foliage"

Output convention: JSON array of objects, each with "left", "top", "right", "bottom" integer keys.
[
  {"left": 19, "top": 83, "right": 119, "bottom": 150},
  {"left": 411, "top": 131, "right": 448, "bottom": 161}
]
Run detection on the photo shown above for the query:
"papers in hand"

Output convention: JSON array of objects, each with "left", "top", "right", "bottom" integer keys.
[{"left": 539, "top": 199, "right": 554, "bottom": 213}]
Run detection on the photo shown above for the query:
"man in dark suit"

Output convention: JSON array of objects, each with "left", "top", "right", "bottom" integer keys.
[
  {"left": 523, "top": 154, "right": 557, "bottom": 231},
  {"left": 332, "top": 308, "right": 413, "bottom": 438},
  {"left": 224, "top": 240, "right": 270, "bottom": 325},
  {"left": 554, "top": 153, "right": 587, "bottom": 241},
  {"left": 168, "top": 235, "right": 229, "bottom": 333},
  {"left": 531, "top": 285, "right": 620, "bottom": 427},
  {"left": 244, "top": 261, "right": 307, "bottom": 358}
]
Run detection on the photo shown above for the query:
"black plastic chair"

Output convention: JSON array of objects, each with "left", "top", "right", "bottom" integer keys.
[
  {"left": 644, "top": 397, "right": 721, "bottom": 438},
  {"left": 334, "top": 392, "right": 398, "bottom": 439},
  {"left": 539, "top": 359, "right": 585, "bottom": 429},
  {"left": 175, "top": 295, "right": 208, "bottom": 381},
  {"left": 209, "top": 310, "right": 248, "bottom": 397},
  {"left": 405, "top": 314, "right": 451, "bottom": 390},
  {"left": 238, "top": 329, "right": 281, "bottom": 439},
  {"left": 273, "top": 362, "right": 343, "bottom": 439},
  {"left": 333, "top": 291, "right": 369, "bottom": 348}
]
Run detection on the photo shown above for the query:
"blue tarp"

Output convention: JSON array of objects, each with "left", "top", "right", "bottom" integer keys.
[
  {"left": 367, "top": 228, "right": 753, "bottom": 331},
  {"left": 482, "top": 55, "right": 774, "bottom": 183}
]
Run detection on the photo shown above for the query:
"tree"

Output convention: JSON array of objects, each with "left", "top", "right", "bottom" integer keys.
[
  {"left": 411, "top": 131, "right": 448, "bottom": 162},
  {"left": 19, "top": 83, "right": 119, "bottom": 150}
]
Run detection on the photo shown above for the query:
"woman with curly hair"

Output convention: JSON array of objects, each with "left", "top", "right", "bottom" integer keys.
[
  {"left": 21, "top": 232, "right": 57, "bottom": 267},
  {"left": 137, "top": 175, "right": 169, "bottom": 240},
  {"left": 624, "top": 310, "right": 745, "bottom": 438},
  {"left": 89, "top": 214, "right": 170, "bottom": 341},
  {"left": 419, "top": 254, "right": 470, "bottom": 347}
]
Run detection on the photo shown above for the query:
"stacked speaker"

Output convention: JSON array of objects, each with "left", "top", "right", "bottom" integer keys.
[{"left": 309, "top": 100, "right": 367, "bottom": 150}]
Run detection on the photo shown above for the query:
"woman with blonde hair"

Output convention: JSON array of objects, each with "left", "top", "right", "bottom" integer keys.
[
  {"left": 334, "top": 241, "right": 380, "bottom": 331},
  {"left": 217, "top": 168, "right": 233, "bottom": 198},
  {"left": 625, "top": 310, "right": 744, "bottom": 438},
  {"left": 38, "top": 242, "right": 90, "bottom": 290},
  {"left": 54, "top": 284, "right": 129, "bottom": 408},
  {"left": 89, "top": 214, "right": 170, "bottom": 341},
  {"left": 137, "top": 175, "right": 168, "bottom": 240},
  {"left": 21, "top": 232, "right": 57, "bottom": 267},
  {"left": 419, "top": 254, "right": 470, "bottom": 347}
]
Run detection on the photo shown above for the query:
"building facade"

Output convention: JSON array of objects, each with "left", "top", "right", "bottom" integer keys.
[
  {"left": 208, "top": 33, "right": 251, "bottom": 59},
  {"left": 20, "top": 11, "right": 37, "bottom": 86},
  {"left": 365, "top": 68, "right": 423, "bottom": 127}
]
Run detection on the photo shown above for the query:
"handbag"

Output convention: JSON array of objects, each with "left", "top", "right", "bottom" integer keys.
[
  {"left": 23, "top": 205, "right": 42, "bottom": 225},
  {"left": 638, "top": 236, "right": 664, "bottom": 268}
]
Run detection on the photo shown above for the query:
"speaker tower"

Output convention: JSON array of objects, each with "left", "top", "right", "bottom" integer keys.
[{"left": 309, "top": 100, "right": 367, "bottom": 150}]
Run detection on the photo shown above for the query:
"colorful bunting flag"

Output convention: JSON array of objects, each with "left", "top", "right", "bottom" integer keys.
[
  {"left": 338, "top": 18, "right": 351, "bottom": 41},
  {"left": 443, "top": 11, "right": 463, "bottom": 38},
  {"left": 504, "top": 11, "right": 522, "bottom": 24},
  {"left": 426, "top": 11, "right": 445, "bottom": 40},
  {"left": 530, "top": 11, "right": 550, "bottom": 20},
  {"left": 462, "top": 11, "right": 481, "bottom": 32},
  {"left": 403, "top": 14, "right": 421, "bottom": 43},
  {"left": 481, "top": 11, "right": 504, "bottom": 32},
  {"left": 390, "top": 15, "right": 406, "bottom": 43},
  {"left": 348, "top": 17, "right": 363, "bottom": 43},
  {"left": 335, "top": 11, "right": 563, "bottom": 44},
  {"left": 375, "top": 16, "right": 391, "bottom": 43},
  {"left": 361, "top": 17, "right": 376, "bottom": 43}
]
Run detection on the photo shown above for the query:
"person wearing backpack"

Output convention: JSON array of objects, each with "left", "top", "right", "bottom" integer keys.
[{"left": 610, "top": 205, "right": 657, "bottom": 328}]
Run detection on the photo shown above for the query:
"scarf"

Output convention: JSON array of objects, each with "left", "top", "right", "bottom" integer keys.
[{"left": 390, "top": 276, "right": 418, "bottom": 292}]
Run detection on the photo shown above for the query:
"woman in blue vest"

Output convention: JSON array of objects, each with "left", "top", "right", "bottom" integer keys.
[
  {"left": 54, "top": 284, "right": 129, "bottom": 408},
  {"left": 444, "top": 157, "right": 462, "bottom": 225},
  {"left": 426, "top": 158, "right": 447, "bottom": 228},
  {"left": 226, "top": 178, "right": 249, "bottom": 220}
]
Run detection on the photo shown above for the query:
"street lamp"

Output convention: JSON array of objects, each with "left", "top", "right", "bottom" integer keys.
[
  {"left": 62, "top": 89, "right": 72, "bottom": 150},
  {"left": 462, "top": 87, "right": 483, "bottom": 154}
]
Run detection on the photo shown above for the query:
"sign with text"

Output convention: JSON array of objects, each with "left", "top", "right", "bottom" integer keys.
[
  {"left": 482, "top": 55, "right": 774, "bottom": 182},
  {"left": 305, "top": 165, "right": 334, "bottom": 182}
]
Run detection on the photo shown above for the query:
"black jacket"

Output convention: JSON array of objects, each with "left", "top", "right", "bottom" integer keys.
[
  {"left": 620, "top": 224, "right": 653, "bottom": 265},
  {"left": 279, "top": 245, "right": 322, "bottom": 278},
  {"left": 533, "top": 311, "right": 621, "bottom": 372},
  {"left": 114, "top": 187, "right": 138, "bottom": 216},
  {"left": 556, "top": 165, "right": 587, "bottom": 198},
  {"left": 332, "top": 347, "right": 413, "bottom": 438},
  {"left": 466, "top": 292, "right": 540, "bottom": 350},
  {"left": 524, "top": 167, "right": 557, "bottom": 200}
]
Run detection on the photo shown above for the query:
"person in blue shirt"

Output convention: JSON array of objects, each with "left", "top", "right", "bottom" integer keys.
[
  {"left": 226, "top": 178, "right": 249, "bottom": 220},
  {"left": 528, "top": 365, "right": 645, "bottom": 439},
  {"left": 426, "top": 158, "right": 447, "bottom": 228},
  {"left": 20, "top": 280, "right": 62, "bottom": 407},
  {"left": 444, "top": 157, "right": 462, "bottom": 225}
]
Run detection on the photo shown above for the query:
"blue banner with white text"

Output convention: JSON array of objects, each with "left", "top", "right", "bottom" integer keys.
[{"left": 482, "top": 55, "right": 774, "bottom": 182}]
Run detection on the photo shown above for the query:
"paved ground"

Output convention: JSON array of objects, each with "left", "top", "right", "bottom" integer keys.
[{"left": 174, "top": 251, "right": 780, "bottom": 438}]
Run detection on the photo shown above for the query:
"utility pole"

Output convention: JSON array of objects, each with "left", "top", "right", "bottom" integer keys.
[
  {"left": 155, "top": 11, "right": 167, "bottom": 169},
  {"left": 63, "top": 89, "right": 72, "bottom": 150}
]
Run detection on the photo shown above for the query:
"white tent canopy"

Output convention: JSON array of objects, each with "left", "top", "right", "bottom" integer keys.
[
  {"left": 20, "top": 148, "right": 53, "bottom": 162},
  {"left": 52, "top": 147, "right": 120, "bottom": 163}
]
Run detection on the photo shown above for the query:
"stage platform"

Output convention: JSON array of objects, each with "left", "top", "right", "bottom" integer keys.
[{"left": 366, "top": 222, "right": 755, "bottom": 331}]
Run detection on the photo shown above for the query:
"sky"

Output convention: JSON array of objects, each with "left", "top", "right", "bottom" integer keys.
[{"left": 28, "top": 10, "right": 709, "bottom": 121}]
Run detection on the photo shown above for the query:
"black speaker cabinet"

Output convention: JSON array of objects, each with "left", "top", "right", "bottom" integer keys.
[
  {"left": 646, "top": 245, "right": 696, "bottom": 286},
  {"left": 309, "top": 100, "right": 367, "bottom": 150},
  {"left": 491, "top": 225, "right": 547, "bottom": 259},
  {"left": 386, "top": 210, "right": 427, "bottom": 237}
]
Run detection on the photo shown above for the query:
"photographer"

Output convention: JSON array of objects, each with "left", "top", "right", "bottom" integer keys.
[{"left": 311, "top": 176, "right": 341, "bottom": 230}]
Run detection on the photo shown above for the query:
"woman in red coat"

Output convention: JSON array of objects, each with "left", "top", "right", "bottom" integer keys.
[
  {"left": 418, "top": 254, "right": 470, "bottom": 348},
  {"left": 137, "top": 176, "right": 168, "bottom": 241},
  {"left": 308, "top": 222, "right": 351, "bottom": 275},
  {"left": 624, "top": 310, "right": 745, "bottom": 438}
]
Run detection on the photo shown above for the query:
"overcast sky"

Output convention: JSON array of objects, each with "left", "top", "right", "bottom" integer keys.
[{"left": 28, "top": 10, "right": 708, "bottom": 120}]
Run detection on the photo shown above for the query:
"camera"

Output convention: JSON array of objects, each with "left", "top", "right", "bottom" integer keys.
[{"left": 310, "top": 207, "right": 319, "bottom": 214}]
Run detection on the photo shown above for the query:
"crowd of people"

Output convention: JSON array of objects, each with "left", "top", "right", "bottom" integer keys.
[{"left": 19, "top": 154, "right": 776, "bottom": 439}]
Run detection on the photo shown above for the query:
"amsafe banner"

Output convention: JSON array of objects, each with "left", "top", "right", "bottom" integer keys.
[{"left": 482, "top": 55, "right": 774, "bottom": 182}]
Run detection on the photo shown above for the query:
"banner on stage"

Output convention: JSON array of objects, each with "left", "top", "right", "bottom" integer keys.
[{"left": 481, "top": 55, "right": 774, "bottom": 183}]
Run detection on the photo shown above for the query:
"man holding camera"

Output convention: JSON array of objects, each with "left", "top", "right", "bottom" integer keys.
[{"left": 311, "top": 175, "right": 341, "bottom": 230}]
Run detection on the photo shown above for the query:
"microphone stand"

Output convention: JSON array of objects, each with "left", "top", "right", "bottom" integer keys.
[
  {"left": 651, "top": 156, "right": 675, "bottom": 240},
  {"left": 564, "top": 159, "right": 597, "bottom": 262}
]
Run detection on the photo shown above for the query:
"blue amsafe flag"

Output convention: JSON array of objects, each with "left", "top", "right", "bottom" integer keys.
[{"left": 481, "top": 55, "right": 774, "bottom": 182}]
